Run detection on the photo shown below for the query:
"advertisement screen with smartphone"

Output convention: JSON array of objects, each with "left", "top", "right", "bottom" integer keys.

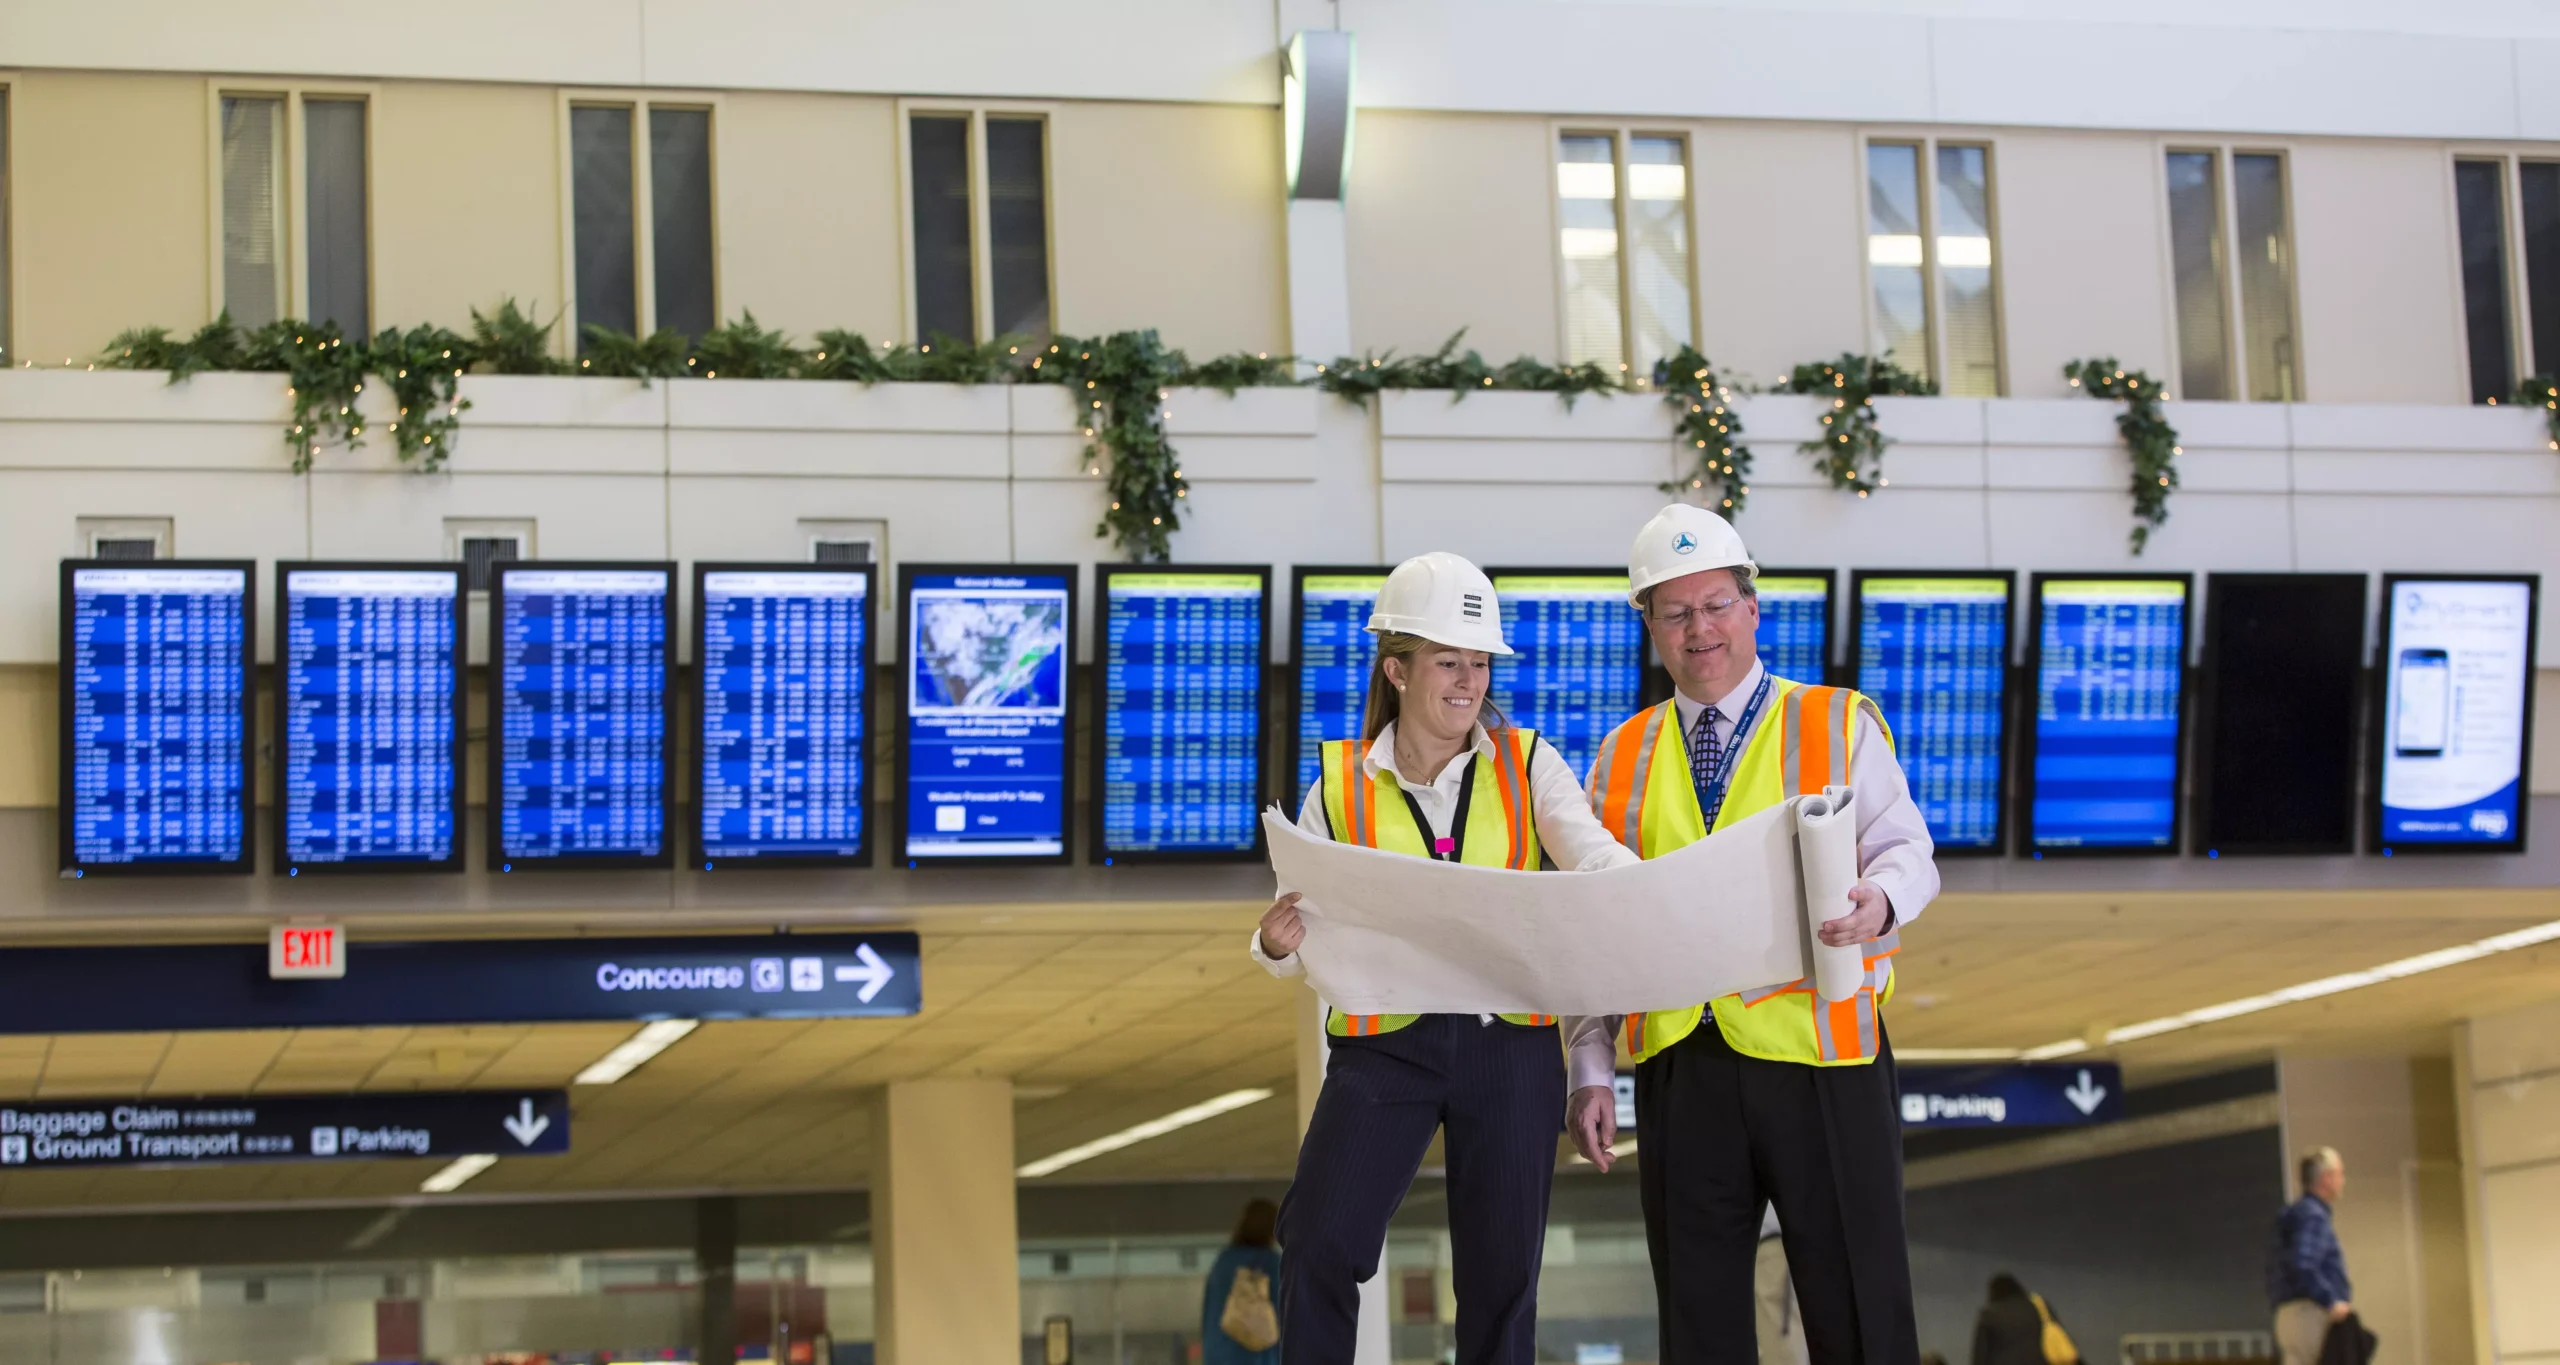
[{"left": 2377, "top": 576, "right": 2537, "bottom": 850}]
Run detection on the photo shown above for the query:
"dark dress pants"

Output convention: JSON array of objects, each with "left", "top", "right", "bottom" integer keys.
[
  {"left": 1277, "top": 1014, "right": 1564, "bottom": 1365},
  {"left": 1633, "top": 1019, "right": 1918, "bottom": 1365}
]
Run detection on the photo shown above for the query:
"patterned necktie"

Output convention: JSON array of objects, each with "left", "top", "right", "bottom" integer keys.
[{"left": 1690, "top": 704, "right": 1726, "bottom": 823}]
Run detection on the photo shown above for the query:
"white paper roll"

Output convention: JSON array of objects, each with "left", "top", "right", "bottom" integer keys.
[{"left": 1794, "top": 784, "right": 1868, "bottom": 1004}]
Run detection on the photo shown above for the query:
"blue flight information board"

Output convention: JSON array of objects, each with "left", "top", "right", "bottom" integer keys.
[
  {"left": 1857, "top": 575, "right": 2010, "bottom": 851},
  {"left": 904, "top": 569, "right": 1072, "bottom": 861},
  {"left": 2031, "top": 578, "right": 2187, "bottom": 851},
  {"left": 697, "top": 568, "right": 871, "bottom": 865},
  {"left": 493, "top": 566, "right": 671, "bottom": 867},
  {"left": 1099, "top": 570, "right": 1266, "bottom": 859},
  {"left": 1492, "top": 572, "right": 1645, "bottom": 781},
  {"left": 279, "top": 567, "right": 462, "bottom": 870},
  {"left": 1294, "top": 571, "right": 1386, "bottom": 802},
  {"left": 61, "top": 564, "right": 252, "bottom": 871},
  {"left": 1756, "top": 573, "right": 1831, "bottom": 684}
]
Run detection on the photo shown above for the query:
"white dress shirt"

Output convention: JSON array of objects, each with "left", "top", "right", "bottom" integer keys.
[
  {"left": 1249, "top": 720, "right": 1639, "bottom": 978},
  {"left": 1559, "top": 659, "right": 1939, "bottom": 1092}
]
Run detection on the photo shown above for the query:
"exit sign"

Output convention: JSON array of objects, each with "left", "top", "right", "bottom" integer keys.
[{"left": 269, "top": 925, "right": 345, "bottom": 979}]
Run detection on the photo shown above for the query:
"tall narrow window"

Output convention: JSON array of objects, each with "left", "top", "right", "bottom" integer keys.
[
  {"left": 650, "top": 108, "right": 715, "bottom": 343},
  {"left": 910, "top": 115, "right": 976, "bottom": 344},
  {"left": 987, "top": 118, "right": 1051, "bottom": 340},
  {"left": 1865, "top": 143, "right": 1930, "bottom": 383},
  {"left": 1556, "top": 134, "right": 1623, "bottom": 370},
  {"left": 1625, "top": 136, "right": 1694, "bottom": 377},
  {"left": 1934, "top": 145, "right": 2000, "bottom": 397},
  {"left": 2455, "top": 160, "right": 2515, "bottom": 404},
  {"left": 2165, "top": 151, "right": 2231, "bottom": 401},
  {"left": 303, "top": 99, "right": 369, "bottom": 337},
  {"left": 571, "top": 106, "right": 637, "bottom": 346},
  {"left": 0, "top": 89, "right": 11, "bottom": 364},
  {"left": 2233, "top": 153, "right": 2298, "bottom": 401},
  {"left": 2516, "top": 163, "right": 2560, "bottom": 381},
  {"left": 220, "top": 95, "right": 288, "bottom": 329}
]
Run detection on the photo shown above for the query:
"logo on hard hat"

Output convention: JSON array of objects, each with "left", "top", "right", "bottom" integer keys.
[{"left": 1672, "top": 532, "right": 1697, "bottom": 555}]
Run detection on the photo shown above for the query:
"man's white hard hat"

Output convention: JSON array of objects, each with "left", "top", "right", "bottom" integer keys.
[
  {"left": 1366, "top": 551, "right": 1513, "bottom": 655},
  {"left": 1626, "top": 503, "right": 1757, "bottom": 608}
]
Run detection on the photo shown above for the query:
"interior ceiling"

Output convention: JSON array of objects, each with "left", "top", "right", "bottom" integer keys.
[{"left": 3, "top": 883, "right": 2558, "bottom": 1216}]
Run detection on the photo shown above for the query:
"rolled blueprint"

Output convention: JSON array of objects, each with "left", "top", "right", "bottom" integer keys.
[{"left": 1266, "top": 788, "right": 1871, "bottom": 1018}]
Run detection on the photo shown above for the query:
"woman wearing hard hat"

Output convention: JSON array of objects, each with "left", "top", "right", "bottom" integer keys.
[{"left": 1251, "top": 550, "right": 1639, "bottom": 1365}]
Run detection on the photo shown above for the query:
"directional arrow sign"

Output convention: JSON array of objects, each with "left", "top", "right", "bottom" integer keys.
[
  {"left": 502, "top": 1098, "right": 553, "bottom": 1147},
  {"left": 1898, "top": 1063, "right": 2124, "bottom": 1128},
  {"left": 834, "top": 943, "right": 897, "bottom": 1003},
  {"left": 2063, "top": 1069, "right": 2109, "bottom": 1116},
  {"left": 0, "top": 1090, "right": 570, "bottom": 1169}
]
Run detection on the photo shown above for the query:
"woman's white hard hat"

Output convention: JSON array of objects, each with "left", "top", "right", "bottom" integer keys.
[
  {"left": 1365, "top": 551, "right": 1513, "bottom": 655},
  {"left": 1626, "top": 503, "right": 1758, "bottom": 608}
]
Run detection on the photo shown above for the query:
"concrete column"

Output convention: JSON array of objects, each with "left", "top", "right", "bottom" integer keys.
[
  {"left": 1286, "top": 199, "right": 1353, "bottom": 368},
  {"left": 2454, "top": 997, "right": 2560, "bottom": 1365},
  {"left": 696, "top": 1195, "right": 738, "bottom": 1365},
  {"left": 2277, "top": 1053, "right": 2474, "bottom": 1365},
  {"left": 1295, "top": 983, "right": 1392, "bottom": 1365},
  {"left": 874, "top": 1078, "right": 1020, "bottom": 1365}
]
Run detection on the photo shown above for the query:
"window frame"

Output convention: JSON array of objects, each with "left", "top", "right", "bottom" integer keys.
[
  {"left": 2439, "top": 148, "right": 2560, "bottom": 399},
  {"left": 1544, "top": 121, "right": 1701, "bottom": 385},
  {"left": 553, "top": 89, "right": 725, "bottom": 353},
  {"left": 1, "top": 73, "right": 16, "bottom": 367},
  {"left": 201, "top": 79, "right": 379, "bottom": 331},
  {"left": 895, "top": 99, "right": 1058, "bottom": 346},
  {"left": 2158, "top": 140, "right": 2305, "bottom": 402},
  {"left": 1854, "top": 130, "right": 2008, "bottom": 397}
]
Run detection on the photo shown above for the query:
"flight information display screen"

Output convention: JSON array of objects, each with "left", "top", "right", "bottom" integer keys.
[
  {"left": 2028, "top": 576, "right": 2189, "bottom": 853},
  {"left": 2375, "top": 575, "right": 2538, "bottom": 852},
  {"left": 695, "top": 566, "right": 872, "bottom": 867},
  {"left": 59, "top": 562, "right": 254, "bottom": 873},
  {"left": 1491, "top": 571, "right": 1645, "bottom": 781},
  {"left": 2198, "top": 574, "right": 2364, "bottom": 856},
  {"left": 1755, "top": 571, "right": 1832, "bottom": 685},
  {"left": 490, "top": 564, "right": 673, "bottom": 869},
  {"left": 277, "top": 566, "right": 464, "bottom": 872},
  {"left": 1292, "top": 568, "right": 1387, "bottom": 804},
  {"left": 901, "top": 566, "right": 1074, "bottom": 864},
  {"left": 1854, "top": 573, "right": 2011, "bottom": 853},
  {"left": 1095, "top": 567, "right": 1269, "bottom": 861}
]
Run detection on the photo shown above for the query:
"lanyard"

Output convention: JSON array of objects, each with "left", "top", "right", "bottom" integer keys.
[
  {"left": 1397, "top": 753, "right": 1479, "bottom": 861},
  {"left": 1695, "top": 673, "right": 1773, "bottom": 819}
]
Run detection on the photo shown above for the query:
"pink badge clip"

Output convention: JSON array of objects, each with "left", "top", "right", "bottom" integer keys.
[{"left": 1432, "top": 837, "right": 1456, "bottom": 854}]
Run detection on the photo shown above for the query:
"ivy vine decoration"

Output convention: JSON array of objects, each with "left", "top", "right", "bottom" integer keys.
[
  {"left": 1179, "top": 351, "right": 1297, "bottom": 395},
  {"left": 368, "top": 323, "right": 473, "bottom": 472},
  {"left": 2514, "top": 375, "right": 2560, "bottom": 452},
  {"left": 1314, "top": 330, "right": 1619, "bottom": 408},
  {"left": 239, "top": 321, "right": 370, "bottom": 474},
  {"left": 2064, "top": 358, "right": 2183, "bottom": 553},
  {"left": 1031, "top": 331, "right": 1191, "bottom": 562},
  {"left": 1778, "top": 352, "right": 1934, "bottom": 497},
  {"left": 1654, "top": 345, "right": 1753, "bottom": 515}
]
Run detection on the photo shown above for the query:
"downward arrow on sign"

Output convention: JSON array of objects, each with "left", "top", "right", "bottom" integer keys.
[
  {"left": 833, "top": 943, "right": 896, "bottom": 1003},
  {"left": 2063, "top": 1069, "right": 2108, "bottom": 1116},
  {"left": 502, "top": 1098, "right": 552, "bottom": 1147}
]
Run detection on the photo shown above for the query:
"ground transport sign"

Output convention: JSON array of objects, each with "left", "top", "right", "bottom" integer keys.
[{"left": 0, "top": 1090, "right": 569, "bottom": 1169}]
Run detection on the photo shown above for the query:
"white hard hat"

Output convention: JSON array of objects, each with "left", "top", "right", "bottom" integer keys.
[
  {"left": 1366, "top": 551, "right": 1513, "bottom": 655},
  {"left": 1626, "top": 503, "right": 1757, "bottom": 608}
]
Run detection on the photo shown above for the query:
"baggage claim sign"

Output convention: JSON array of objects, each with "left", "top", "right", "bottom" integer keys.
[{"left": 0, "top": 1092, "right": 571, "bottom": 1170}]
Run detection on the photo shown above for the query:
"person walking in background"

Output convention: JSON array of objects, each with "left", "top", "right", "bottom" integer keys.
[
  {"left": 1203, "top": 1198, "right": 1283, "bottom": 1365},
  {"left": 1972, "top": 1274, "right": 2077, "bottom": 1365},
  {"left": 2269, "top": 1148, "right": 2354, "bottom": 1365}
]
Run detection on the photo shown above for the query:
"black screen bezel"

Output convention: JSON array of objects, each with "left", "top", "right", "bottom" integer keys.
[
  {"left": 57, "top": 558, "right": 259, "bottom": 877},
  {"left": 2367, "top": 572, "right": 2541, "bottom": 856},
  {"left": 2194, "top": 572, "right": 2366, "bottom": 857},
  {"left": 272, "top": 561, "right": 469, "bottom": 876},
  {"left": 895, "top": 561, "right": 1081, "bottom": 869},
  {"left": 1089, "top": 563, "right": 1274, "bottom": 866},
  {"left": 1846, "top": 568, "right": 2016, "bottom": 858},
  {"left": 1749, "top": 566, "right": 1837, "bottom": 686},
  {"left": 2020, "top": 571, "right": 2194, "bottom": 858},
  {"left": 691, "top": 561, "right": 879, "bottom": 870},
  {"left": 1284, "top": 563, "right": 1395, "bottom": 816},
  {"left": 485, "top": 560, "right": 679, "bottom": 872}
]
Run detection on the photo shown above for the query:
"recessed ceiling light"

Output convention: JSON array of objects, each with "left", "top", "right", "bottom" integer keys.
[
  {"left": 420, "top": 1154, "right": 497, "bottom": 1194},
  {"left": 1016, "top": 1089, "right": 1273, "bottom": 1179},
  {"left": 573, "top": 1019, "right": 699, "bottom": 1086}
]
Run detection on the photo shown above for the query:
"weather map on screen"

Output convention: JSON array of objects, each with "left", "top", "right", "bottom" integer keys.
[{"left": 903, "top": 571, "right": 1072, "bottom": 860}]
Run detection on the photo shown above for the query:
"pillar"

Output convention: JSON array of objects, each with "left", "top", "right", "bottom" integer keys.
[
  {"left": 2454, "top": 997, "right": 2560, "bottom": 1365},
  {"left": 1296, "top": 984, "right": 1392, "bottom": 1365},
  {"left": 873, "top": 1078, "right": 1020, "bottom": 1365},
  {"left": 696, "top": 1196, "right": 738, "bottom": 1365}
]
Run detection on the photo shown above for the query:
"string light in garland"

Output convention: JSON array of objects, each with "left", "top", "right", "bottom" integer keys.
[
  {"left": 2064, "top": 357, "right": 2182, "bottom": 553},
  {"left": 1778, "top": 352, "right": 1933, "bottom": 494},
  {"left": 1653, "top": 344, "right": 1752, "bottom": 514}
]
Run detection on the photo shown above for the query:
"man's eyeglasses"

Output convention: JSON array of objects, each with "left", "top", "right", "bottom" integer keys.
[{"left": 1646, "top": 597, "right": 1748, "bottom": 629}]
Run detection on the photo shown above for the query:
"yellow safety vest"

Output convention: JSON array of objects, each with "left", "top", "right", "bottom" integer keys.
[
  {"left": 1316, "top": 728, "right": 1551, "bottom": 1038},
  {"left": 1586, "top": 678, "right": 1902, "bottom": 1067}
]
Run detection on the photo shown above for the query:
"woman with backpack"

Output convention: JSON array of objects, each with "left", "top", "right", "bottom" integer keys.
[
  {"left": 1203, "top": 1198, "right": 1283, "bottom": 1365},
  {"left": 1973, "top": 1273, "right": 2080, "bottom": 1365}
]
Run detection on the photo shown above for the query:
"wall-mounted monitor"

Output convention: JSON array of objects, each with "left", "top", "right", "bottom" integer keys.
[
  {"left": 899, "top": 565, "right": 1076, "bottom": 865},
  {"left": 2025, "top": 574, "right": 2191, "bottom": 855},
  {"left": 275, "top": 564, "right": 466, "bottom": 874},
  {"left": 488, "top": 563, "right": 675, "bottom": 870},
  {"left": 1488, "top": 569, "right": 1645, "bottom": 782},
  {"left": 1290, "top": 566, "right": 1389, "bottom": 807},
  {"left": 1093, "top": 565, "right": 1270, "bottom": 863},
  {"left": 58, "top": 561, "right": 256, "bottom": 875},
  {"left": 2373, "top": 574, "right": 2538, "bottom": 854},
  {"left": 693, "top": 564, "right": 874, "bottom": 868},
  {"left": 1754, "top": 569, "right": 1834, "bottom": 686},
  {"left": 2196, "top": 574, "right": 2365, "bottom": 856},
  {"left": 1851, "top": 571, "right": 2013, "bottom": 855}
]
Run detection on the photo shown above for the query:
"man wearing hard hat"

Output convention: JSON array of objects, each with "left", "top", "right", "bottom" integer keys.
[
  {"left": 1562, "top": 505, "right": 1939, "bottom": 1365},
  {"left": 1254, "top": 551, "right": 1640, "bottom": 1365}
]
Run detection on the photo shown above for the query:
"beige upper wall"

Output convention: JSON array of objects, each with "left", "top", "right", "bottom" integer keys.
[
  {"left": 716, "top": 90, "right": 904, "bottom": 345},
  {"left": 12, "top": 71, "right": 207, "bottom": 366},
  {"left": 1694, "top": 120, "right": 1867, "bottom": 388},
  {"left": 1346, "top": 110, "right": 1559, "bottom": 363},
  {"left": 372, "top": 80, "right": 562, "bottom": 335},
  {"left": 1993, "top": 128, "right": 2175, "bottom": 398},
  {"left": 2293, "top": 139, "right": 2470, "bottom": 405}
]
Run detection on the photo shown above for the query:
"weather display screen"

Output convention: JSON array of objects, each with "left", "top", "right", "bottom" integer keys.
[
  {"left": 2029, "top": 577, "right": 2188, "bottom": 852},
  {"left": 492, "top": 565, "right": 672, "bottom": 867},
  {"left": 278, "top": 567, "right": 463, "bottom": 870},
  {"left": 1755, "top": 572, "right": 1831, "bottom": 684},
  {"left": 697, "top": 567, "right": 871, "bottom": 865},
  {"left": 902, "top": 568, "right": 1073, "bottom": 862},
  {"left": 2376, "top": 576, "right": 2537, "bottom": 850},
  {"left": 1293, "top": 570, "right": 1387, "bottom": 804},
  {"left": 60, "top": 564, "right": 253, "bottom": 872},
  {"left": 1097, "top": 569, "right": 1267, "bottom": 859},
  {"left": 1491, "top": 572, "right": 1645, "bottom": 781},
  {"left": 1855, "top": 575, "right": 2010, "bottom": 852}
]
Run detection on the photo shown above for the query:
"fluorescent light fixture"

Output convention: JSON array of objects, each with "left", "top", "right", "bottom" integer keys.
[
  {"left": 1016, "top": 1088, "right": 1273, "bottom": 1179},
  {"left": 1896, "top": 1048, "right": 2030, "bottom": 1062},
  {"left": 420, "top": 1154, "right": 497, "bottom": 1194},
  {"left": 573, "top": 1018, "right": 699, "bottom": 1086}
]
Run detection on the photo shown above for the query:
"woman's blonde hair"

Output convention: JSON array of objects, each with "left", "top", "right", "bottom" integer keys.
[{"left": 1360, "top": 631, "right": 1510, "bottom": 741}]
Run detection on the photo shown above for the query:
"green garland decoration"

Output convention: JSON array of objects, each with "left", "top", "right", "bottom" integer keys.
[
  {"left": 1654, "top": 345, "right": 1752, "bottom": 515},
  {"left": 2515, "top": 375, "right": 2560, "bottom": 452},
  {"left": 1178, "top": 350, "right": 1296, "bottom": 395},
  {"left": 1778, "top": 352, "right": 1934, "bottom": 497},
  {"left": 367, "top": 323, "right": 473, "bottom": 471},
  {"left": 576, "top": 325, "right": 689, "bottom": 381},
  {"left": 1314, "top": 330, "right": 1618, "bottom": 408},
  {"left": 1029, "top": 331, "right": 1191, "bottom": 562},
  {"left": 2064, "top": 357, "right": 2183, "bottom": 553},
  {"left": 468, "top": 299, "right": 568, "bottom": 375}
]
